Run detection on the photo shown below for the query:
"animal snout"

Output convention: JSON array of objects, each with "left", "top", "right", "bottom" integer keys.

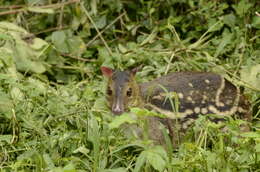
[{"left": 112, "top": 104, "right": 124, "bottom": 115}]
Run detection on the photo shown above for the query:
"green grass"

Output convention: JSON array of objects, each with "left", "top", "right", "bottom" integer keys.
[{"left": 0, "top": 0, "right": 260, "bottom": 171}]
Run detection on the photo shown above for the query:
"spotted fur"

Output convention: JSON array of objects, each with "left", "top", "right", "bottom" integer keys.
[{"left": 102, "top": 67, "right": 252, "bottom": 145}]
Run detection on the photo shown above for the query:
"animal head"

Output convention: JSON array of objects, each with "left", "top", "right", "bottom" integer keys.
[{"left": 101, "top": 66, "right": 141, "bottom": 115}]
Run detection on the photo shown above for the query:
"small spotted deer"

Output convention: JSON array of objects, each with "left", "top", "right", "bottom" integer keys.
[{"left": 101, "top": 66, "right": 252, "bottom": 145}]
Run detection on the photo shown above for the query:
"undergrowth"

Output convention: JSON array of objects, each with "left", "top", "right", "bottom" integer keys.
[{"left": 0, "top": 0, "right": 259, "bottom": 171}]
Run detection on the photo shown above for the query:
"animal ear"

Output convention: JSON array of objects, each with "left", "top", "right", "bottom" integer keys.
[
  {"left": 131, "top": 65, "right": 143, "bottom": 75},
  {"left": 101, "top": 66, "right": 114, "bottom": 77}
]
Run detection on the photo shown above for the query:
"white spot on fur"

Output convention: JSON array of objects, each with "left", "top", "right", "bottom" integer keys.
[
  {"left": 194, "top": 107, "right": 200, "bottom": 113},
  {"left": 187, "top": 96, "right": 192, "bottom": 102},
  {"left": 205, "top": 79, "right": 210, "bottom": 84},
  {"left": 178, "top": 93, "right": 184, "bottom": 99},
  {"left": 201, "top": 108, "right": 208, "bottom": 114}
]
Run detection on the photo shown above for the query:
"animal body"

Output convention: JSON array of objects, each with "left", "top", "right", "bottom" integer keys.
[{"left": 101, "top": 66, "right": 251, "bottom": 145}]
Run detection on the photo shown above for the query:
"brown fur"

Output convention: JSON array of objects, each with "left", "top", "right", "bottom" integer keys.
[{"left": 102, "top": 67, "right": 252, "bottom": 145}]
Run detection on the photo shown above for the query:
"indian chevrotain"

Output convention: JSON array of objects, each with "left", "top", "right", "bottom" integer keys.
[{"left": 101, "top": 66, "right": 251, "bottom": 145}]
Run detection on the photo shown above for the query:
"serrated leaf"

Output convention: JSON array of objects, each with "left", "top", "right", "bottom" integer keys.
[
  {"left": 146, "top": 146, "right": 167, "bottom": 172},
  {"left": 134, "top": 146, "right": 167, "bottom": 172},
  {"left": 133, "top": 151, "right": 146, "bottom": 172}
]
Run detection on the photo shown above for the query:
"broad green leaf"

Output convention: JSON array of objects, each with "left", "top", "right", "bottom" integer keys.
[
  {"left": 134, "top": 146, "right": 167, "bottom": 172},
  {"left": 10, "top": 87, "right": 24, "bottom": 101},
  {"left": 255, "top": 144, "right": 260, "bottom": 152},
  {"left": 51, "top": 31, "right": 68, "bottom": 53},
  {"left": 0, "top": 22, "right": 48, "bottom": 73},
  {"left": 0, "top": 33, "right": 14, "bottom": 41},
  {"left": 241, "top": 64, "right": 260, "bottom": 90},
  {"left": 118, "top": 43, "right": 128, "bottom": 53},
  {"left": 140, "top": 28, "right": 158, "bottom": 45},
  {"left": 73, "top": 146, "right": 90, "bottom": 156},
  {"left": 0, "top": 22, "right": 27, "bottom": 33},
  {"left": 67, "top": 36, "right": 86, "bottom": 56},
  {"left": 133, "top": 151, "right": 146, "bottom": 172},
  {"left": 223, "top": 14, "right": 236, "bottom": 27},
  {"left": 92, "top": 97, "right": 108, "bottom": 112},
  {"left": 26, "top": 78, "right": 47, "bottom": 95},
  {"left": 0, "top": 91, "right": 13, "bottom": 115},
  {"left": 43, "top": 153, "right": 55, "bottom": 169},
  {"left": 0, "top": 135, "right": 12, "bottom": 143},
  {"left": 109, "top": 113, "right": 137, "bottom": 129},
  {"left": 146, "top": 146, "right": 167, "bottom": 172},
  {"left": 232, "top": 0, "right": 252, "bottom": 17},
  {"left": 252, "top": 16, "right": 260, "bottom": 29},
  {"left": 214, "top": 29, "right": 233, "bottom": 57},
  {"left": 94, "top": 15, "right": 107, "bottom": 29}
]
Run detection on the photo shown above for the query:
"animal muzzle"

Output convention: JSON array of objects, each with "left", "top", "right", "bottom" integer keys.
[{"left": 112, "top": 99, "right": 124, "bottom": 115}]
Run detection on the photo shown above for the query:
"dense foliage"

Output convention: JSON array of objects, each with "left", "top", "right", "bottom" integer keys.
[{"left": 0, "top": 0, "right": 259, "bottom": 171}]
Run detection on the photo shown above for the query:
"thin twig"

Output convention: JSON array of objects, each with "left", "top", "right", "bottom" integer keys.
[
  {"left": 58, "top": 0, "right": 65, "bottom": 29},
  {"left": 86, "top": 11, "right": 126, "bottom": 47},
  {"left": 61, "top": 53, "right": 96, "bottom": 62},
  {"left": 0, "top": 5, "right": 24, "bottom": 9},
  {"left": 80, "top": 2, "right": 113, "bottom": 56},
  {"left": 0, "top": 0, "right": 80, "bottom": 16},
  {"left": 34, "top": 26, "right": 69, "bottom": 35},
  {"left": 0, "top": 9, "right": 24, "bottom": 16}
]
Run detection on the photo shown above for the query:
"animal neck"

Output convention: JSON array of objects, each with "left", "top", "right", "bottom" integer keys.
[{"left": 128, "top": 81, "right": 145, "bottom": 109}]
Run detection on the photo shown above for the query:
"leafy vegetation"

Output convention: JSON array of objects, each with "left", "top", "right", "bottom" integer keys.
[{"left": 0, "top": 0, "right": 259, "bottom": 171}]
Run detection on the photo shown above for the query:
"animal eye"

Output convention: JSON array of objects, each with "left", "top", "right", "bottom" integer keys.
[
  {"left": 107, "top": 88, "right": 112, "bottom": 96},
  {"left": 126, "top": 88, "right": 132, "bottom": 97}
]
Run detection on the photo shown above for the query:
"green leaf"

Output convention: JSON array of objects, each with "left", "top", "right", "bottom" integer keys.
[
  {"left": 214, "top": 29, "right": 233, "bottom": 57},
  {"left": 146, "top": 146, "right": 167, "bottom": 171},
  {"left": 252, "top": 16, "right": 260, "bottom": 29},
  {"left": 10, "top": 87, "right": 24, "bottom": 101},
  {"left": 73, "top": 146, "right": 90, "bottom": 156},
  {"left": 43, "top": 153, "right": 55, "bottom": 169},
  {"left": 232, "top": 0, "right": 252, "bottom": 17},
  {"left": 255, "top": 144, "right": 260, "bottom": 152},
  {"left": 108, "top": 113, "right": 137, "bottom": 129},
  {"left": 133, "top": 151, "right": 146, "bottom": 172},
  {"left": 240, "top": 132, "right": 260, "bottom": 138},
  {"left": 51, "top": 31, "right": 68, "bottom": 53},
  {"left": 0, "top": 22, "right": 48, "bottom": 74},
  {"left": 223, "top": 14, "right": 236, "bottom": 27},
  {"left": 241, "top": 64, "right": 260, "bottom": 90},
  {"left": 134, "top": 146, "right": 167, "bottom": 172}
]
